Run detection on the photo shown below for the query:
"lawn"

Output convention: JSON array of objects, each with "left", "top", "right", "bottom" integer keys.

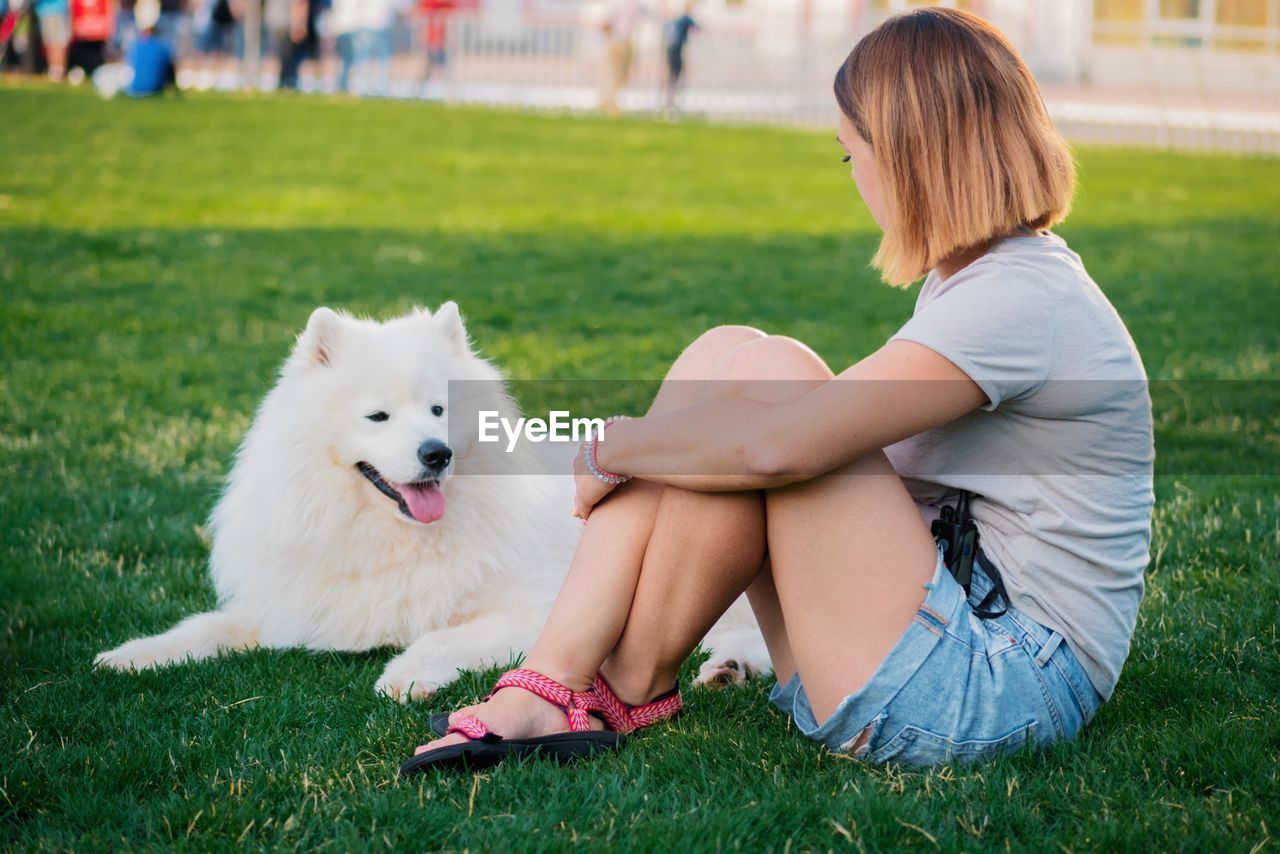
[{"left": 2, "top": 82, "right": 1278, "bottom": 851}]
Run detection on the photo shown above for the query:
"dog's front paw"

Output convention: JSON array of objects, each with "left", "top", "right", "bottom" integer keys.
[
  {"left": 695, "top": 655, "right": 751, "bottom": 687},
  {"left": 695, "top": 633, "right": 773, "bottom": 688},
  {"left": 375, "top": 656, "right": 456, "bottom": 703}
]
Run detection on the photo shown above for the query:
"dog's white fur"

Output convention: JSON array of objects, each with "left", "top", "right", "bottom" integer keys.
[{"left": 95, "top": 304, "right": 769, "bottom": 699}]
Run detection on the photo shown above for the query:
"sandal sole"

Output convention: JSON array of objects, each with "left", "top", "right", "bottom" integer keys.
[{"left": 399, "top": 731, "right": 622, "bottom": 776}]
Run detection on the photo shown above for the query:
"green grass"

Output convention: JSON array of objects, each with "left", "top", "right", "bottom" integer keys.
[{"left": 2, "top": 81, "right": 1279, "bottom": 850}]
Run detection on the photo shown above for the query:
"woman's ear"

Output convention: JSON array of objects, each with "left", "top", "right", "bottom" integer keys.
[{"left": 295, "top": 306, "right": 345, "bottom": 367}]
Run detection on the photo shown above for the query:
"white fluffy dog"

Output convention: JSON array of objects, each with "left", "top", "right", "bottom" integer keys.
[{"left": 96, "top": 303, "right": 768, "bottom": 699}]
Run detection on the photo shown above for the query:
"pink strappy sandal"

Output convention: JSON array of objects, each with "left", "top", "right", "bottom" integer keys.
[
  {"left": 424, "top": 673, "right": 684, "bottom": 738},
  {"left": 585, "top": 673, "right": 683, "bottom": 734},
  {"left": 405, "top": 670, "right": 684, "bottom": 774},
  {"left": 399, "top": 668, "right": 620, "bottom": 775}
]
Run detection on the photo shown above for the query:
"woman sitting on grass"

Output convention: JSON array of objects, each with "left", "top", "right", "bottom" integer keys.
[{"left": 402, "top": 7, "right": 1154, "bottom": 772}]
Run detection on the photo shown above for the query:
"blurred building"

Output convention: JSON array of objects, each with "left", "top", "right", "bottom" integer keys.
[{"left": 1089, "top": 0, "right": 1278, "bottom": 94}]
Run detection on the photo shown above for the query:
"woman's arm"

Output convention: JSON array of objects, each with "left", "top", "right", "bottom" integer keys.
[{"left": 596, "top": 340, "right": 987, "bottom": 492}]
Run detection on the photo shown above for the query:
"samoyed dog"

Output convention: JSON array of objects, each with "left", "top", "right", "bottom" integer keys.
[{"left": 95, "top": 303, "right": 767, "bottom": 700}]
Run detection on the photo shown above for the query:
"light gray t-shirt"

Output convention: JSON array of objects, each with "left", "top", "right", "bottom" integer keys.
[{"left": 885, "top": 232, "right": 1154, "bottom": 699}]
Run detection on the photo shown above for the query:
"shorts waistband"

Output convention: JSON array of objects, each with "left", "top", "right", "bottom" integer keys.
[{"left": 968, "top": 555, "right": 1057, "bottom": 648}]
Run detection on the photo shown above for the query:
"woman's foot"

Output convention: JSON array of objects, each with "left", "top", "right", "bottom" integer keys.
[{"left": 414, "top": 670, "right": 604, "bottom": 756}]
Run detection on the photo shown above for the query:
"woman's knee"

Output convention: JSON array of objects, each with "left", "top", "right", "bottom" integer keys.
[
  {"left": 667, "top": 325, "right": 768, "bottom": 382},
  {"left": 712, "top": 336, "right": 835, "bottom": 389},
  {"left": 649, "top": 326, "right": 768, "bottom": 413}
]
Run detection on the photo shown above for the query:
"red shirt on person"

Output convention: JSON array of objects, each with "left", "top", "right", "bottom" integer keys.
[
  {"left": 72, "top": 0, "right": 114, "bottom": 42},
  {"left": 418, "top": 0, "right": 462, "bottom": 51}
]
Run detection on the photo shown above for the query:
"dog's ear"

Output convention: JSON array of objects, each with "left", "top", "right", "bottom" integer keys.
[
  {"left": 434, "top": 301, "right": 470, "bottom": 353},
  {"left": 296, "top": 307, "right": 344, "bottom": 367}
]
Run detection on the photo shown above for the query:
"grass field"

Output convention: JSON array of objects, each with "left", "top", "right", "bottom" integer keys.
[{"left": 2, "top": 82, "right": 1279, "bottom": 850}]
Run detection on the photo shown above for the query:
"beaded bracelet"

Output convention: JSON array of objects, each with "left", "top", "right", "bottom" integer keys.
[{"left": 583, "top": 415, "right": 632, "bottom": 485}]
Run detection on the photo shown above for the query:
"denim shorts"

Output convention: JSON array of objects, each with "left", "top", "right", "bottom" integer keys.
[{"left": 769, "top": 549, "right": 1103, "bottom": 765}]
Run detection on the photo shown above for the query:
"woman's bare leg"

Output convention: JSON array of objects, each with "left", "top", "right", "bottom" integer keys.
[
  {"left": 416, "top": 333, "right": 936, "bottom": 754},
  {"left": 417, "top": 325, "right": 769, "bottom": 751},
  {"left": 596, "top": 342, "right": 832, "bottom": 703},
  {"left": 516, "top": 329, "right": 769, "bottom": 691},
  {"left": 590, "top": 486, "right": 767, "bottom": 705},
  {"left": 583, "top": 336, "right": 936, "bottom": 726}
]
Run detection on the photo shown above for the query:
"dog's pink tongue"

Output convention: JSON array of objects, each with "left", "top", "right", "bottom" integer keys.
[{"left": 399, "top": 482, "right": 446, "bottom": 524}]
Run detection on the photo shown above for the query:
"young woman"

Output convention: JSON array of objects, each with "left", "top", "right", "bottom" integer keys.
[{"left": 401, "top": 7, "right": 1154, "bottom": 772}]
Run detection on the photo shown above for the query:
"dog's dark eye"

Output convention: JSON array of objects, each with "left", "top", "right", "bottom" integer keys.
[
  {"left": 431, "top": 405, "right": 445, "bottom": 417},
  {"left": 366, "top": 411, "right": 390, "bottom": 423},
  {"left": 841, "top": 154, "right": 851, "bottom": 164}
]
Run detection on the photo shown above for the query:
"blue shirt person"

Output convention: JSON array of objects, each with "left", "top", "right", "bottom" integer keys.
[{"left": 125, "top": 30, "right": 176, "bottom": 96}]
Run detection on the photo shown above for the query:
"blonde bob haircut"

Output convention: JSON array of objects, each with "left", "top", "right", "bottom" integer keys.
[{"left": 835, "top": 8, "right": 1075, "bottom": 285}]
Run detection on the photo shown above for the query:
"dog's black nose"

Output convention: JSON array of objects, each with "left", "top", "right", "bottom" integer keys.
[{"left": 417, "top": 439, "right": 453, "bottom": 473}]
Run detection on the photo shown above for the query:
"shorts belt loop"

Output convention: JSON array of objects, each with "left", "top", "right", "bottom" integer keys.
[{"left": 1035, "top": 631, "right": 1064, "bottom": 667}]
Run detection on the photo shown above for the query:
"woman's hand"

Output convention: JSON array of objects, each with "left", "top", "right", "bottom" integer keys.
[{"left": 573, "top": 443, "right": 617, "bottom": 521}]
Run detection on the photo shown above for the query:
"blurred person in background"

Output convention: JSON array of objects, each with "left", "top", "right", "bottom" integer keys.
[
  {"left": 151, "top": 0, "right": 187, "bottom": 57},
  {"left": 34, "top": 0, "right": 71, "bottom": 78},
  {"left": 263, "top": 0, "right": 287, "bottom": 77},
  {"left": 599, "top": 0, "right": 648, "bottom": 116},
  {"left": 329, "top": 0, "right": 395, "bottom": 95},
  {"left": 1, "top": 0, "right": 48, "bottom": 75},
  {"left": 329, "top": 0, "right": 358, "bottom": 91},
  {"left": 359, "top": 0, "right": 396, "bottom": 96},
  {"left": 190, "top": 0, "right": 239, "bottom": 85},
  {"left": 67, "top": 0, "right": 113, "bottom": 81},
  {"left": 662, "top": 0, "right": 696, "bottom": 117},
  {"left": 112, "top": 0, "right": 134, "bottom": 57},
  {"left": 271, "top": 0, "right": 318, "bottom": 90},
  {"left": 416, "top": 0, "right": 453, "bottom": 83},
  {"left": 123, "top": 0, "right": 175, "bottom": 94}
]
